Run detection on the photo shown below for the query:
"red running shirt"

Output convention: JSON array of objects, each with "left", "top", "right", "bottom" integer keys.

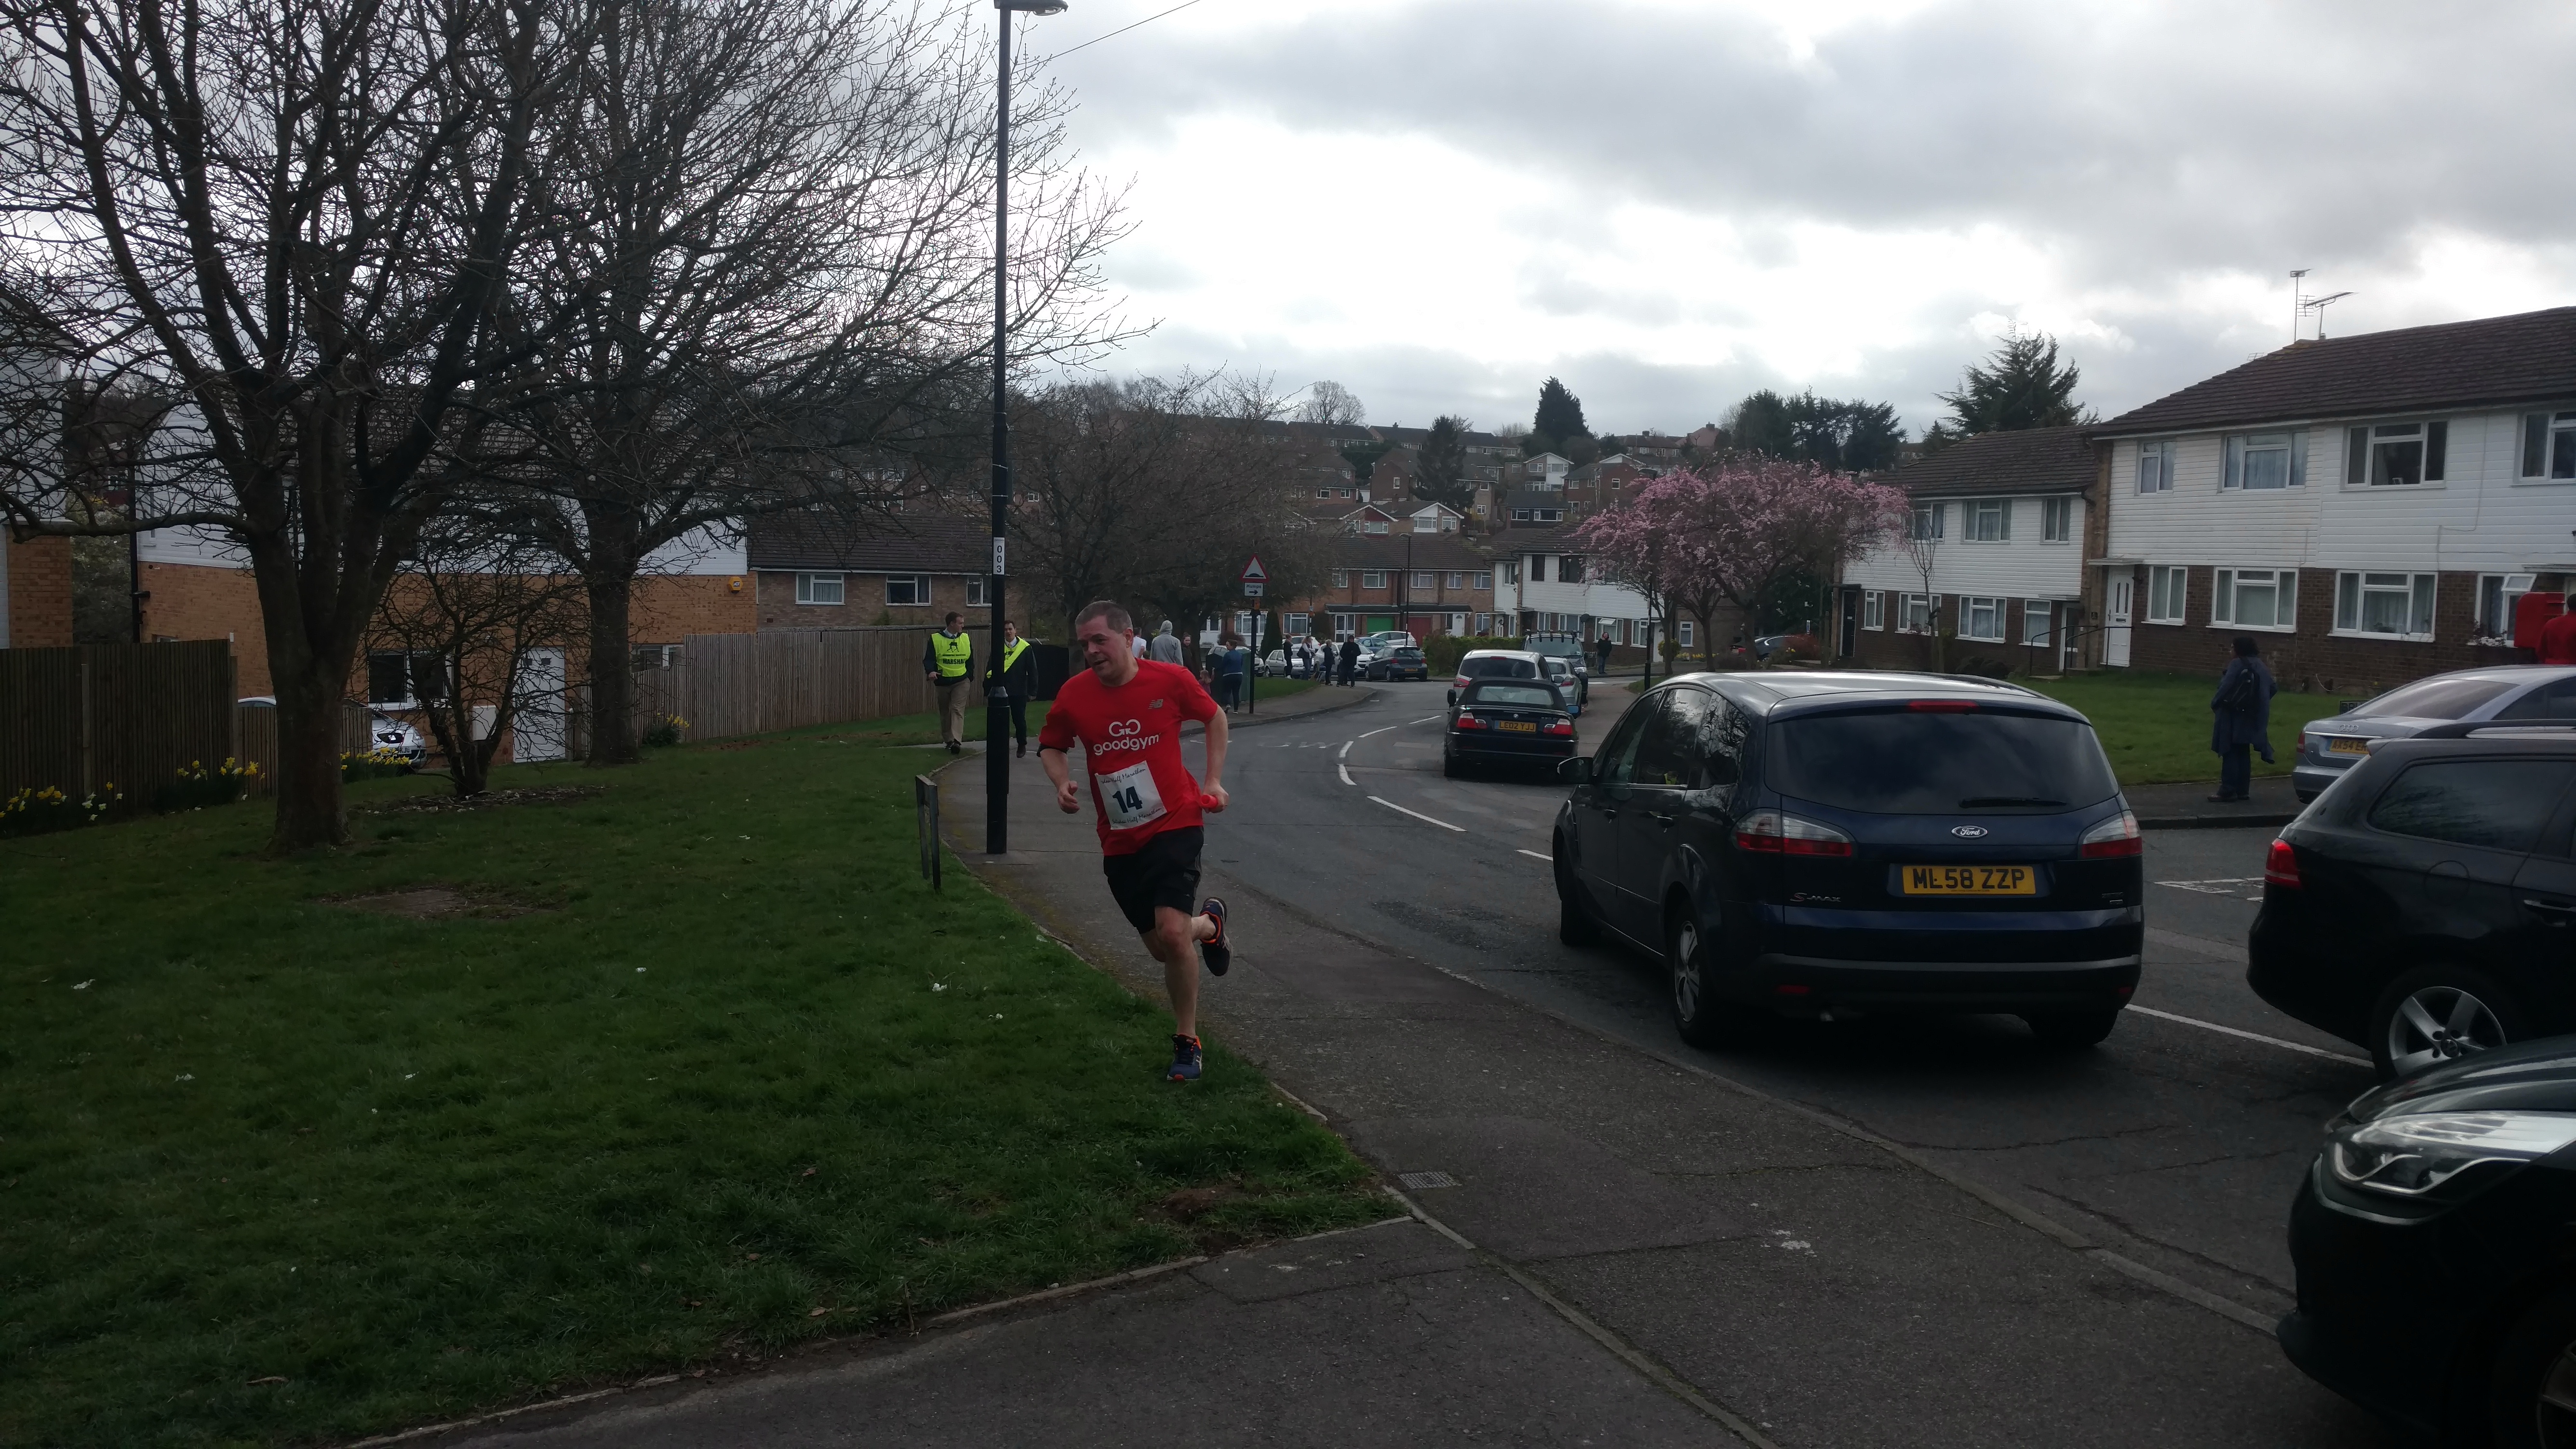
[{"left": 1039, "top": 658, "right": 1220, "bottom": 854}]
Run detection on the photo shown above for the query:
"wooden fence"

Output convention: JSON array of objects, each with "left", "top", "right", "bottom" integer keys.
[
  {"left": 637, "top": 628, "right": 945, "bottom": 741},
  {"left": 229, "top": 700, "right": 376, "bottom": 795},
  {"left": 0, "top": 641, "right": 236, "bottom": 803}
]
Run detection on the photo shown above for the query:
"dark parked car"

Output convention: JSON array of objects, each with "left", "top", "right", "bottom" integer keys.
[
  {"left": 1444, "top": 679, "right": 1579, "bottom": 777},
  {"left": 2279, "top": 1035, "right": 2576, "bottom": 1445},
  {"left": 1367, "top": 646, "right": 1431, "bottom": 683},
  {"left": 1523, "top": 634, "right": 1591, "bottom": 704},
  {"left": 2249, "top": 727, "right": 2576, "bottom": 1078},
  {"left": 1553, "top": 672, "right": 2143, "bottom": 1049},
  {"left": 2291, "top": 665, "right": 2576, "bottom": 801}
]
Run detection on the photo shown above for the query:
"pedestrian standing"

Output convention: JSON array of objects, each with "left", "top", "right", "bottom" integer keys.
[
  {"left": 923, "top": 611, "right": 975, "bottom": 755},
  {"left": 1595, "top": 634, "right": 1613, "bottom": 677},
  {"left": 1214, "top": 632, "right": 1248, "bottom": 711},
  {"left": 1038, "top": 601, "right": 1233, "bottom": 1082},
  {"left": 1338, "top": 634, "right": 1360, "bottom": 687},
  {"left": 2538, "top": 591, "right": 2576, "bottom": 665},
  {"left": 983, "top": 619, "right": 1036, "bottom": 758},
  {"left": 2208, "top": 635, "right": 2277, "bottom": 803},
  {"left": 1145, "top": 619, "right": 1186, "bottom": 666}
]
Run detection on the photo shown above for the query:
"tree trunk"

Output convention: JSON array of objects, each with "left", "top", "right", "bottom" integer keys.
[
  {"left": 269, "top": 669, "right": 350, "bottom": 853},
  {"left": 585, "top": 568, "right": 638, "bottom": 766}
]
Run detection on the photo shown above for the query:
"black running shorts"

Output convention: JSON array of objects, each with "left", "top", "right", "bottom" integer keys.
[{"left": 1102, "top": 826, "right": 1203, "bottom": 935}]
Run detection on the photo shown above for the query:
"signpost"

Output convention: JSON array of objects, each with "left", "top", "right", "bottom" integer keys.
[{"left": 1241, "top": 557, "right": 1266, "bottom": 714}]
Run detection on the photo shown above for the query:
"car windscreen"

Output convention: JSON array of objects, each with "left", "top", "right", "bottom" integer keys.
[
  {"left": 1460, "top": 657, "right": 1537, "bottom": 679},
  {"left": 2355, "top": 675, "right": 2522, "bottom": 721},
  {"left": 1466, "top": 684, "right": 1561, "bottom": 710},
  {"left": 1767, "top": 708, "right": 2119, "bottom": 813}
]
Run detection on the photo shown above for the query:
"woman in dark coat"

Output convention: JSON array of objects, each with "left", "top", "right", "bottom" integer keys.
[{"left": 2209, "top": 635, "right": 2278, "bottom": 803}]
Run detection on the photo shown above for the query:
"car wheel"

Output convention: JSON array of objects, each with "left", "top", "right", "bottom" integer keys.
[
  {"left": 2023, "top": 1007, "right": 2121, "bottom": 1048},
  {"left": 2489, "top": 1283, "right": 2576, "bottom": 1449},
  {"left": 1553, "top": 847, "right": 1599, "bottom": 947},
  {"left": 2368, "top": 965, "right": 2525, "bottom": 1079},
  {"left": 1666, "top": 903, "right": 1747, "bottom": 1048}
]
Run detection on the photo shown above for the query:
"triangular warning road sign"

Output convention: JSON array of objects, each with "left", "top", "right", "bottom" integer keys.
[{"left": 1239, "top": 555, "right": 1268, "bottom": 582}]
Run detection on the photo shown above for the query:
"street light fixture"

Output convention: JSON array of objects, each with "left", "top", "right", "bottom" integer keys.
[{"left": 987, "top": 0, "right": 1065, "bottom": 855}]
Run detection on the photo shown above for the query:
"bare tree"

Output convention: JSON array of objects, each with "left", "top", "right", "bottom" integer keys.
[
  {"left": 0, "top": 0, "right": 577, "bottom": 849},
  {"left": 1295, "top": 380, "right": 1364, "bottom": 428},
  {"left": 492, "top": 0, "right": 1129, "bottom": 765}
]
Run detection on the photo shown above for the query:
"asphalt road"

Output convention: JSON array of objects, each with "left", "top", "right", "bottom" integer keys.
[{"left": 1192, "top": 679, "right": 2380, "bottom": 1372}]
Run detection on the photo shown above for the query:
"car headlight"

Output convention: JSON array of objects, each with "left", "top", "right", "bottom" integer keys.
[{"left": 2327, "top": 1111, "right": 2576, "bottom": 1198}]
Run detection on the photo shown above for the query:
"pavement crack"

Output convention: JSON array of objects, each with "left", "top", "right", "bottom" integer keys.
[
  {"left": 1886, "top": 1121, "right": 2184, "bottom": 1154},
  {"left": 2022, "top": 1183, "right": 2294, "bottom": 1298}
]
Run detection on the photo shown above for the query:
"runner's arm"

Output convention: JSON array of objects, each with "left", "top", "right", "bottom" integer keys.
[
  {"left": 1037, "top": 745, "right": 1080, "bottom": 812},
  {"left": 1199, "top": 708, "right": 1229, "bottom": 811}
]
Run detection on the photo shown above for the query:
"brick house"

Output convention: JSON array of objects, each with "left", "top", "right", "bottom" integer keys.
[
  {"left": 2, "top": 532, "right": 75, "bottom": 648},
  {"left": 1287, "top": 527, "right": 1500, "bottom": 642},
  {"left": 1839, "top": 425, "right": 2097, "bottom": 672},
  {"left": 747, "top": 510, "right": 993, "bottom": 632},
  {"left": 2089, "top": 306, "right": 2576, "bottom": 695}
]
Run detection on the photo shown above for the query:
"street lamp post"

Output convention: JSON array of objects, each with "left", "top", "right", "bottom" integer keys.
[{"left": 987, "top": 0, "right": 1065, "bottom": 857}]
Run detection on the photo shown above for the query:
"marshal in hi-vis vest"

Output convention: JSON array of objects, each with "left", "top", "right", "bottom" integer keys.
[{"left": 930, "top": 630, "right": 973, "bottom": 680}]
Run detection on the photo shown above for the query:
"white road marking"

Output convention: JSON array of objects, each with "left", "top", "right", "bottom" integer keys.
[
  {"left": 1337, "top": 764, "right": 1355, "bottom": 786},
  {"left": 1368, "top": 795, "right": 1466, "bottom": 832},
  {"left": 2157, "top": 877, "right": 2265, "bottom": 900},
  {"left": 2127, "top": 1005, "right": 2371, "bottom": 1067},
  {"left": 1359, "top": 725, "right": 1398, "bottom": 738},
  {"left": 1410, "top": 714, "right": 1444, "bottom": 724},
  {"left": 1517, "top": 849, "right": 1553, "bottom": 862},
  {"left": 1338, "top": 741, "right": 1352, "bottom": 759}
]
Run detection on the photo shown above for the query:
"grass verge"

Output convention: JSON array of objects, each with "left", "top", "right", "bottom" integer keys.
[
  {"left": 0, "top": 734, "right": 1381, "bottom": 1447},
  {"left": 2020, "top": 670, "right": 2345, "bottom": 785}
]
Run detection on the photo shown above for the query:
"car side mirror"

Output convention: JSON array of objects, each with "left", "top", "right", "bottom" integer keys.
[{"left": 1558, "top": 756, "right": 1593, "bottom": 785}]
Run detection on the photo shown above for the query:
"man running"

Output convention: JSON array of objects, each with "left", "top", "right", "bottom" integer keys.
[{"left": 1039, "top": 600, "right": 1234, "bottom": 1082}]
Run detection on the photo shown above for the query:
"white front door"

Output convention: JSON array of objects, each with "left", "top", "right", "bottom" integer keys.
[
  {"left": 515, "top": 648, "right": 567, "bottom": 762},
  {"left": 2104, "top": 577, "right": 2133, "bottom": 668}
]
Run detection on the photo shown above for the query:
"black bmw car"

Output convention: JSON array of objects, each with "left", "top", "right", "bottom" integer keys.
[
  {"left": 2280, "top": 1036, "right": 2576, "bottom": 1445},
  {"left": 1553, "top": 672, "right": 2144, "bottom": 1049},
  {"left": 1444, "top": 678, "right": 1578, "bottom": 777}
]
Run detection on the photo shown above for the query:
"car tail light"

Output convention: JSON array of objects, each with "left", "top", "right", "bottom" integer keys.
[
  {"left": 2078, "top": 810, "right": 2142, "bottom": 859},
  {"left": 1908, "top": 699, "right": 1977, "bottom": 712},
  {"left": 1543, "top": 720, "right": 1575, "bottom": 737},
  {"left": 1735, "top": 809, "right": 1854, "bottom": 857},
  {"left": 1454, "top": 714, "right": 1487, "bottom": 730},
  {"left": 2265, "top": 837, "right": 2301, "bottom": 888}
]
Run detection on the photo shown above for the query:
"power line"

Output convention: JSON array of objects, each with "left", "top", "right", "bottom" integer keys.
[{"left": 1042, "top": 0, "right": 1208, "bottom": 61}]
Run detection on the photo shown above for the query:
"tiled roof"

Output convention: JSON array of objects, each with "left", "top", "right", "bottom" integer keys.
[
  {"left": 1327, "top": 534, "right": 1493, "bottom": 570},
  {"left": 747, "top": 510, "right": 989, "bottom": 574},
  {"left": 2097, "top": 306, "right": 2576, "bottom": 436},
  {"left": 1869, "top": 425, "right": 2096, "bottom": 498}
]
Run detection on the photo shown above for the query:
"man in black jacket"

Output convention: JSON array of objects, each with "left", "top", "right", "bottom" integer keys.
[
  {"left": 984, "top": 619, "right": 1036, "bottom": 758},
  {"left": 2208, "top": 636, "right": 2277, "bottom": 803}
]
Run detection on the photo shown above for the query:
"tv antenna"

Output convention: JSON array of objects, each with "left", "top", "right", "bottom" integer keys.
[{"left": 2291, "top": 269, "right": 2352, "bottom": 341}]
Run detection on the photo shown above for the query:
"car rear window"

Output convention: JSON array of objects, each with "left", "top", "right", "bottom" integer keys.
[
  {"left": 2366, "top": 759, "right": 2576, "bottom": 852},
  {"left": 1529, "top": 640, "right": 1581, "bottom": 657},
  {"left": 1767, "top": 709, "right": 2119, "bottom": 813},
  {"left": 1467, "top": 684, "right": 1560, "bottom": 710},
  {"left": 1461, "top": 657, "right": 1536, "bottom": 679},
  {"left": 2356, "top": 675, "right": 2521, "bottom": 720}
]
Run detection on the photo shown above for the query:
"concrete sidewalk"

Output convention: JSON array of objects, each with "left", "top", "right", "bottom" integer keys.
[{"left": 2127, "top": 774, "right": 2303, "bottom": 830}]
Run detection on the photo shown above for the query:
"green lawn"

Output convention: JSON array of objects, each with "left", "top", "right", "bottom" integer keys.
[
  {"left": 0, "top": 733, "right": 1380, "bottom": 1447},
  {"left": 2021, "top": 670, "right": 2348, "bottom": 785}
]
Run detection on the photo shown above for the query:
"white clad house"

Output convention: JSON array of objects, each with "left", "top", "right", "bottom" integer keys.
[
  {"left": 2088, "top": 306, "right": 2576, "bottom": 692},
  {"left": 1838, "top": 425, "right": 2097, "bottom": 671},
  {"left": 1492, "top": 526, "right": 1666, "bottom": 647}
]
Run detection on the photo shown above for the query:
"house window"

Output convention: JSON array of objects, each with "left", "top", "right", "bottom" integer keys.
[
  {"left": 1510, "top": 508, "right": 1531, "bottom": 521},
  {"left": 2477, "top": 574, "right": 2536, "bottom": 639},
  {"left": 1909, "top": 502, "right": 1945, "bottom": 540},
  {"left": 1560, "top": 556, "right": 1586, "bottom": 583},
  {"left": 2212, "top": 568, "right": 2296, "bottom": 630},
  {"left": 965, "top": 576, "right": 988, "bottom": 608},
  {"left": 2147, "top": 565, "right": 2189, "bottom": 623},
  {"left": 1472, "top": 571, "right": 1492, "bottom": 590},
  {"left": 1287, "top": 612, "right": 1311, "bottom": 636},
  {"left": 2334, "top": 571, "right": 2437, "bottom": 640},
  {"left": 1364, "top": 520, "right": 1389, "bottom": 534},
  {"left": 1528, "top": 556, "right": 1547, "bottom": 582},
  {"left": 1360, "top": 570, "right": 1386, "bottom": 589},
  {"left": 1678, "top": 619, "right": 1695, "bottom": 647},
  {"left": 1409, "top": 570, "right": 1436, "bottom": 590},
  {"left": 2224, "top": 431, "right": 2305, "bottom": 490},
  {"left": 2136, "top": 440, "right": 2171, "bottom": 494},
  {"left": 2346, "top": 421, "right": 2445, "bottom": 487},
  {"left": 1863, "top": 590, "right": 1884, "bottom": 630},
  {"left": 1330, "top": 568, "right": 1349, "bottom": 589},
  {"left": 2521, "top": 412, "right": 2576, "bottom": 479},
  {"left": 366, "top": 650, "right": 445, "bottom": 707},
  {"left": 1965, "top": 499, "right": 2010, "bottom": 542},
  {"left": 1900, "top": 593, "right": 1932, "bottom": 634},
  {"left": 1536, "top": 508, "right": 1562, "bottom": 523},
  {"left": 881, "top": 574, "right": 930, "bottom": 606},
  {"left": 1444, "top": 571, "right": 1464, "bottom": 589},
  {"left": 1473, "top": 613, "right": 1491, "bottom": 634},
  {"left": 2041, "top": 497, "right": 2072, "bottom": 542},
  {"left": 797, "top": 572, "right": 846, "bottom": 605},
  {"left": 1960, "top": 596, "right": 2004, "bottom": 641},
  {"left": 2024, "top": 600, "right": 2053, "bottom": 648}
]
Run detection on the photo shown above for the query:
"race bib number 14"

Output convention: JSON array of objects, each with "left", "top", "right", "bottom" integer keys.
[{"left": 1094, "top": 759, "right": 1167, "bottom": 831}]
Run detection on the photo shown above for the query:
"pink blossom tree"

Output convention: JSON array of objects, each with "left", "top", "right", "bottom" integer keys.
[{"left": 1577, "top": 456, "right": 1908, "bottom": 666}]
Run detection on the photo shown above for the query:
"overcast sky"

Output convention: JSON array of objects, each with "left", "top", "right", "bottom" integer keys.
[{"left": 1025, "top": 0, "right": 2576, "bottom": 439}]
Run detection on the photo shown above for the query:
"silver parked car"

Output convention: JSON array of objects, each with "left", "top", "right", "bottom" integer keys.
[{"left": 2292, "top": 666, "right": 2576, "bottom": 801}]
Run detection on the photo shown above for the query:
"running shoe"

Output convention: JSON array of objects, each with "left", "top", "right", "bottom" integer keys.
[
  {"left": 1168, "top": 1034, "right": 1203, "bottom": 1082},
  {"left": 1199, "top": 896, "right": 1230, "bottom": 976}
]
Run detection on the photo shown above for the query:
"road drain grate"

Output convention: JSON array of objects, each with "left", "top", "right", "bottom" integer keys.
[{"left": 1396, "top": 1170, "right": 1459, "bottom": 1190}]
